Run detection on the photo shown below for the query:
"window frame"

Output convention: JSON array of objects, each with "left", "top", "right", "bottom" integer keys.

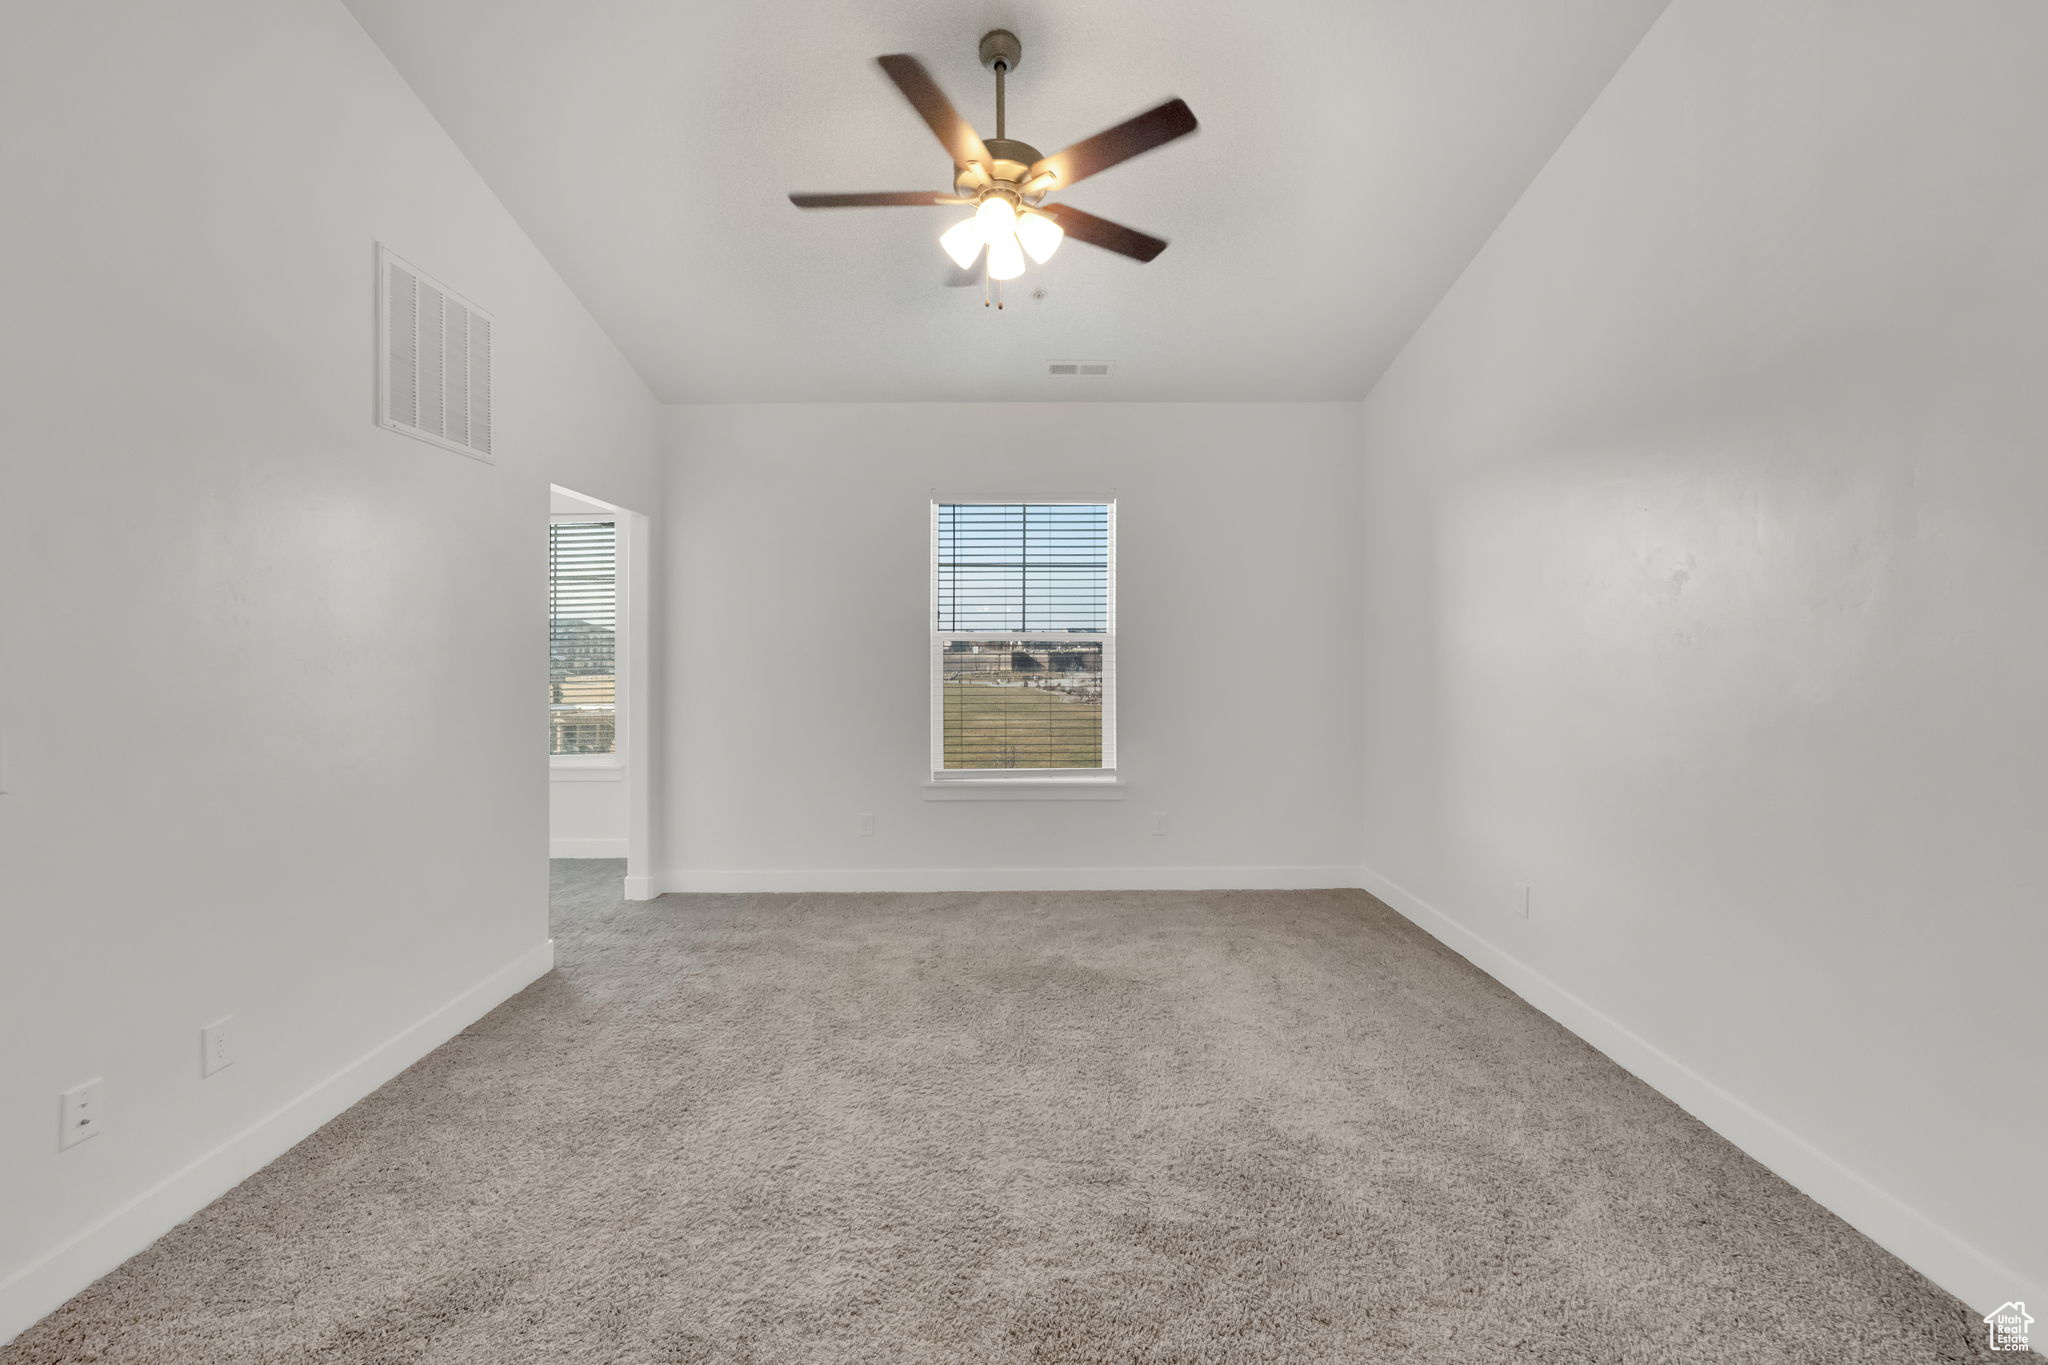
[
  {"left": 927, "top": 497, "right": 1120, "bottom": 796},
  {"left": 549, "top": 513, "right": 624, "bottom": 774}
]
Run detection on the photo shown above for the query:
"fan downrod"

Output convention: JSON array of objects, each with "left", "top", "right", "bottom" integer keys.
[{"left": 959, "top": 30, "right": 1041, "bottom": 194}]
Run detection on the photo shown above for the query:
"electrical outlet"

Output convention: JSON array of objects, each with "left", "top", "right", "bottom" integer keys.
[
  {"left": 201, "top": 1017, "right": 235, "bottom": 1077},
  {"left": 1151, "top": 812, "right": 1168, "bottom": 836},
  {"left": 1515, "top": 884, "right": 1532, "bottom": 919},
  {"left": 858, "top": 813, "right": 875, "bottom": 838},
  {"left": 59, "top": 1079, "right": 103, "bottom": 1150}
]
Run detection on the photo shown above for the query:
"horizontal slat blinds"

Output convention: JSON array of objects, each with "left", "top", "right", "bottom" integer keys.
[
  {"left": 941, "top": 640, "right": 1105, "bottom": 769},
  {"left": 934, "top": 503, "right": 1113, "bottom": 772},
  {"left": 549, "top": 521, "right": 617, "bottom": 755},
  {"left": 937, "top": 503, "right": 1109, "bottom": 633}
]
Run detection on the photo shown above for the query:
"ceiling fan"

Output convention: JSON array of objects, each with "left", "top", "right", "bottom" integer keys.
[{"left": 788, "top": 30, "right": 1198, "bottom": 303}]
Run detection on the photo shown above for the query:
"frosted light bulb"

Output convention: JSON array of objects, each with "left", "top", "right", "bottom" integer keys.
[
  {"left": 986, "top": 231, "right": 1026, "bottom": 281},
  {"left": 939, "top": 216, "right": 983, "bottom": 270},
  {"left": 1014, "top": 211, "right": 1064, "bottom": 264},
  {"left": 975, "top": 196, "right": 1017, "bottom": 244}
]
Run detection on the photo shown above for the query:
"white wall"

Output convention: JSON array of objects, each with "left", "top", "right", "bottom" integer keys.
[
  {"left": 550, "top": 774, "right": 628, "bottom": 859},
  {"left": 0, "top": 0, "right": 662, "bottom": 1341},
  {"left": 1354, "top": 0, "right": 2046, "bottom": 1316},
  {"left": 663, "top": 403, "right": 1364, "bottom": 890}
]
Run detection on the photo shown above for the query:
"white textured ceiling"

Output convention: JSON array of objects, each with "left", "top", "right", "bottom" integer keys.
[{"left": 343, "top": 0, "right": 1667, "bottom": 403}]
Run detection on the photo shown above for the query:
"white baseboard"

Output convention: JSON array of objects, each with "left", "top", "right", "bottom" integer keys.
[
  {"left": 658, "top": 865, "right": 1362, "bottom": 893},
  {"left": 1356, "top": 862, "right": 2045, "bottom": 1333},
  {"left": 0, "top": 940, "right": 556, "bottom": 1348},
  {"left": 621, "top": 875, "right": 655, "bottom": 901},
  {"left": 550, "top": 838, "right": 626, "bottom": 859}
]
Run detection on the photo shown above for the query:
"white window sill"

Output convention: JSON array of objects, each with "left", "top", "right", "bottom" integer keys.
[
  {"left": 923, "top": 778, "right": 1125, "bottom": 802},
  {"left": 551, "top": 757, "right": 624, "bottom": 782}
]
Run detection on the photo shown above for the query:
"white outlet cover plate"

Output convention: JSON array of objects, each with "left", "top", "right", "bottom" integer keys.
[
  {"left": 59, "top": 1078, "right": 103, "bottom": 1150},
  {"left": 202, "top": 1017, "right": 235, "bottom": 1077}
]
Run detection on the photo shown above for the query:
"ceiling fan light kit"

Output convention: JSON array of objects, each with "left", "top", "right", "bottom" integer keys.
[{"left": 788, "top": 29, "right": 1198, "bottom": 307}]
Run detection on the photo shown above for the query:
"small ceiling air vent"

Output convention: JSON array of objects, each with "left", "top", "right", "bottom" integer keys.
[
  {"left": 378, "top": 244, "right": 494, "bottom": 463},
  {"left": 1047, "top": 360, "right": 1114, "bottom": 377}
]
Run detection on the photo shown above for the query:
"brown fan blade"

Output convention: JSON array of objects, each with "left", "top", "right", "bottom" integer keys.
[
  {"left": 1029, "top": 98, "right": 1198, "bottom": 189},
  {"left": 1036, "top": 203, "right": 1169, "bottom": 263},
  {"left": 788, "top": 191, "right": 960, "bottom": 209},
  {"left": 876, "top": 54, "right": 990, "bottom": 170}
]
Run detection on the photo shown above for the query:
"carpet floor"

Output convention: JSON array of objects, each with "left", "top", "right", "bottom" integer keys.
[{"left": 4, "top": 862, "right": 1997, "bottom": 1363}]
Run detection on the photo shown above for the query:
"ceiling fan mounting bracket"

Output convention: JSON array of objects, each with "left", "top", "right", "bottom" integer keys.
[{"left": 978, "top": 29, "right": 1022, "bottom": 73}]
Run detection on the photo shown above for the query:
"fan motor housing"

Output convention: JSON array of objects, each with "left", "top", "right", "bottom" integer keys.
[
  {"left": 984, "top": 138, "right": 1042, "bottom": 183},
  {"left": 956, "top": 138, "right": 1044, "bottom": 195}
]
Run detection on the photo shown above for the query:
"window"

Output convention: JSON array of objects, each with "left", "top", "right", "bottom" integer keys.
[
  {"left": 931, "top": 501, "right": 1115, "bottom": 780},
  {"left": 549, "top": 519, "right": 617, "bottom": 756}
]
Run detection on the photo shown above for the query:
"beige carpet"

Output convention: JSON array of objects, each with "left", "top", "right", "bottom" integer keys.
[{"left": 6, "top": 863, "right": 1996, "bottom": 1363}]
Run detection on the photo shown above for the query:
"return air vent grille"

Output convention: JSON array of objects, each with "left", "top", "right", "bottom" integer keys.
[
  {"left": 1047, "top": 360, "right": 1113, "bottom": 377},
  {"left": 378, "top": 245, "right": 494, "bottom": 462}
]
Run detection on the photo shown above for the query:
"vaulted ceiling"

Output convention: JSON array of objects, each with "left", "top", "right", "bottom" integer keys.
[{"left": 344, "top": 0, "right": 1667, "bottom": 402}]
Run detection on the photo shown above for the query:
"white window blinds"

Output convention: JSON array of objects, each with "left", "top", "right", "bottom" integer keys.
[
  {"left": 549, "top": 521, "right": 617, "bottom": 755},
  {"left": 932, "top": 502, "right": 1115, "bottom": 773}
]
